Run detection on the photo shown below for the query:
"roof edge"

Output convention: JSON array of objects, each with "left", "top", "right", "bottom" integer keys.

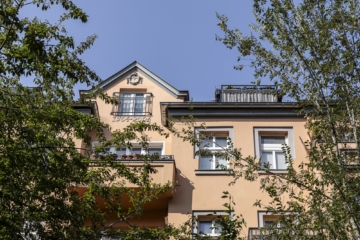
[{"left": 79, "top": 61, "right": 189, "bottom": 101}]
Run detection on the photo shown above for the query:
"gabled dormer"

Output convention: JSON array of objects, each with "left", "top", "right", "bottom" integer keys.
[{"left": 79, "top": 61, "right": 189, "bottom": 125}]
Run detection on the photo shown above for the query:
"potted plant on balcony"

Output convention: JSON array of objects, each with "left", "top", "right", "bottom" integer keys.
[
  {"left": 127, "top": 155, "right": 134, "bottom": 160},
  {"left": 134, "top": 153, "right": 141, "bottom": 160},
  {"left": 110, "top": 153, "right": 118, "bottom": 160},
  {"left": 120, "top": 154, "right": 127, "bottom": 160}
]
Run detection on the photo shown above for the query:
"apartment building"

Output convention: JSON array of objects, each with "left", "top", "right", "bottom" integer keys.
[{"left": 75, "top": 61, "right": 309, "bottom": 239}]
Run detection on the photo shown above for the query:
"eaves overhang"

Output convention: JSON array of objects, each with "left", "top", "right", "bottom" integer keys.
[{"left": 160, "top": 102, "right": 303, "bottom": 126}]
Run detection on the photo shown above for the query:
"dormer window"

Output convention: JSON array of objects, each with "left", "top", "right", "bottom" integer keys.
[
  {"left": 111, "top": 92, "right": 153, "bottom": 116},
  {"left": 120, "top": 93, "right": 145, "bottom": 116}
]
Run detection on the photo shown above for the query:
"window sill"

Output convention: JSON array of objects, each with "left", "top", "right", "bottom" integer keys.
[
  {"left": 257, "top": 170, "right": 288, "bottom": 175},
  {"left": 195, "top": 170, "right": 231, "bottom": 175}
]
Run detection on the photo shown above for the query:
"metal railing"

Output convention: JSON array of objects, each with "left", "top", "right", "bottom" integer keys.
[
  {"left": 248, "top": 228, "right": 315, "bottom": 240},
  {"left": 248, "top": 228, "right": 275, "bottom": 240},
  {"left": 90, "top": 153, "right": 174, "bottom": 161},
  {"left": 215, "top": 85, "right": 280, "bottom": 103},
  {"left": 101, "top": 232, "right": 161, "bottom": 240},
  {"left": 111, "top": 92, "right": 153, "bottom": 116}
]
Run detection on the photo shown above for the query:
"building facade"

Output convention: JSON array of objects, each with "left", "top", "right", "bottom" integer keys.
[{"left": 76, "top": 61, "right": 309, "bottom": 239}]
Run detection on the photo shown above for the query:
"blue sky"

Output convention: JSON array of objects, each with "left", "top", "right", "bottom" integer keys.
[{"left": 22, "top": 1, "right": 268, "bottom": 101}]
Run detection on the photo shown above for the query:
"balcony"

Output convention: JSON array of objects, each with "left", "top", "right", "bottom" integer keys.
[
  {"left": 85, "top": 154, "right": 176, "bottom": 197},
  {"left": 215, "top": 85, "right": 280, "bottom": 103},
  {"left": 111, "top": 92, "right": 153, "bottom": 116}
]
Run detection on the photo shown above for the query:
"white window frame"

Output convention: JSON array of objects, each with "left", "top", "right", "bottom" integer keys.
[
  {"left": 260, "top": 135, "right": 287, "bottom": 169},
  {"left": 195, "top": 127, "right": 234, "bottom": 170},
  {"left": 200, "top": 134, "right": 229, "bottom": 170},
  {"left": 198, "top": 220, "right": 222, "bottom": 237},
  {"left": 258, "top": 211, "right": 292, "bottom": 228},
  {"left": 254, "top": 128, "right": 295, "bottom": 170},
  {"left": 119, "top": 93, "right": 146, "bottom": 116},
  {"left": 193, "top": 211, "right": 233, "bottom": 238}
]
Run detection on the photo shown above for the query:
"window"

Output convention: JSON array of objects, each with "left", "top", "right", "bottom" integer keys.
[
  {"left": 193, "top": 211, "right": 232, "bottom": 238},
  {"left": 199, "top": 134, "right": 228, "bottom": 170},
  {"left": 75, "top": 108, "right": 92, "bottom": 114},
  {"left": 111, "top": 92, "right": 153, "bottom": 116},
  {"left": 119, "top": 93, "right": 146, "bottom": 116},
  {"left": 260, "top": 136, "right": 287, "bottom": 169},
  {"left": 194, "top": 127, "right": 234, "bottom": 172},
  {"left": 258, "top": 212, "right": 290, "bottom": 228},
  {"left": 254, "top": 128, "right": 295, "bottom": 170},
  {"left": 198, "top": 220, "right": 222, "bottom": 236},
  {"left": 263, "top": 217, "right": 285, "bottom": 228}
]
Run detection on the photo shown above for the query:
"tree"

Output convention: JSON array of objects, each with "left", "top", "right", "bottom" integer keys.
[
  {"left": 215, "top": 0, "right": 360, "bottom": 239},
  {"left": 0, "top": 1, "right": 171, "bottom": 239}
]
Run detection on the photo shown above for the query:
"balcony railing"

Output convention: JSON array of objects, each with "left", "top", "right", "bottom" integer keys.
[
  {"left": 215, "top": 85, "right": 280, "bottom": 103},
  {"left": 248, "top": 228, "right": 315, "bottom": 240},
  {"left": 101, "top": 232, "right": 160, "bottom": 240},
  {"left": 111, "top": 92, "right": 153, "bottom": 116},
  {"left": 89, "top": 153, "right": 174, "bottom": 161}
]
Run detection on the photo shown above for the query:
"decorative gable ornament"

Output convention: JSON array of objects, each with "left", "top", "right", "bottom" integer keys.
[{"left": 127, "top": 73, "right": 143, "bottom": 85}]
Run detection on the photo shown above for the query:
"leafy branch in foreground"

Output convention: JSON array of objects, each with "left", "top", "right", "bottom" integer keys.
[
  {"left": 0, "top": 1, "right": 174, "bottom": 239},
  {"left": 215, "top": 0, "right": 360, "bottom": 239}
]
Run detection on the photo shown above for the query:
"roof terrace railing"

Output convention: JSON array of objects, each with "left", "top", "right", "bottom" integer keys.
[{"left": 216, "top": 85, "right": 280, "bottom": 103}]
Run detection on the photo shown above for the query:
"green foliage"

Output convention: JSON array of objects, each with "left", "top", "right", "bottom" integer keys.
[
  {"left": 0, "top": 1, "right": 171, "bottom": 239},
  {"left": 216, "top": 0, "right": 360, "bottom": 239}
]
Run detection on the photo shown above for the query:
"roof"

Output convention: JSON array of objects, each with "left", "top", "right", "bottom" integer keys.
[
  {"left": 79, "top": 61, "right": 189, "bottom": 100},
  {"left": 160, "top": 101, "right": 303, "bottom": 126}
]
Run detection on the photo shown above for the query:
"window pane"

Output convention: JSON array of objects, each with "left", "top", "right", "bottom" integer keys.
[
  {"left": 200, "top": 137, "right": 212, "bottom": 149},
  {"left": 214, "top": 222, "right": 222, "bottom": 234},
  {"left": 261, "top": 136, "right": 285, "bottom": 144},
  {"left": 276, "top": 152, "right": 287, "bottom": 169},
  {"left": 278, "top": 221, "right": 286, "bottom": 228},
  {"left": 76, "top": 108, "right": 91, "bottom": 114},
  {"left": 216, "top": 157, "right": 227, "bottom": 169},
  {"left": 264, "top": 220, "right": 275, "bottom": 228},
  {"left": 199, "top": 221, "right": 212, "bottom": 234},
  {"left": 215, "top": 137, "right": 227, "bottom": 148},
  {"left": 199, "top": 155, "right": 213, "bottom": 170},
  {"left": 120, "top": 93, "right": 134, "bottom": 115},
  {"left": 261, "top": 152, "right": 274, "bottom": 169},
  {"left": 148, "top": 148, "right": 162, "bottom": 155},
  {"left": 116, "top": 148, "right": 127, "bottom": 156},
  {"left": 134, "top": 94, "right": 145, "bottom": 115},
  {"left": 130, "top": 148, "right": 141, "bottom": 155},
  {"left": 99, "top": 148, "right": 110, "bottom": 155}
]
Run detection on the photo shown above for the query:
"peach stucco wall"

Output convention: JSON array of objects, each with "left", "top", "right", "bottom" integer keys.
[
  {"left": 84, "top": 69, "right": 184, "bottom": 155},
  {"left": 168, "top": 118, "right": 308, "bottom": 230},
  {"left": 76, "top": 66, "right": 310, "bottom": 235}
]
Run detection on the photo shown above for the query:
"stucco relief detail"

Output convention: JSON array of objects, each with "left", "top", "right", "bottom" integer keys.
[{"left": 127, "top": 73, "right": 143, "bottom": 85}]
